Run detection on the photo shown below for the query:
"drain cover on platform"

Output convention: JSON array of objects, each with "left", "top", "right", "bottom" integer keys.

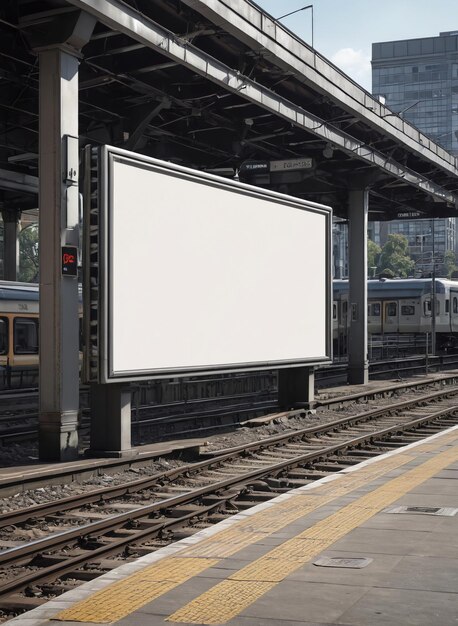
[
  {"left": 313, "top": 556, "right": 373, "bottom": 569},
  {"left": 384, "top": 505, "right": 458, "bottom": 517}
]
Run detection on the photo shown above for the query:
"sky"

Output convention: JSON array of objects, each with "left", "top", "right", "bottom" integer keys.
[{"left": 255, "top": 1, "right": 457, "bottom": 91}]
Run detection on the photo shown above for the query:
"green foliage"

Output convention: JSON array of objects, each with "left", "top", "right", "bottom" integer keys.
[
  {"left": 18, "top": 224, "right": 39, "bottom": 283},
  {"left": 444, "top": 250, "right": 458, "bottom": 278},
  {"left": 377, "top": 233, "right": 414, "bottom": 278},
  {"left": 378, "top": 268, "right": 396, "bottom": 278},
  {"left": 367, "top": 239, "right": 381, "bottom": 276}
]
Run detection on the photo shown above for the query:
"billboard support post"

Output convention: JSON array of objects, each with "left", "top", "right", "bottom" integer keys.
[
  {"left": 89, "top": 384, "right": 134, "bottom": 457},
  {"left": 278, "top": 367, "right": 315, "bottom": 410}
]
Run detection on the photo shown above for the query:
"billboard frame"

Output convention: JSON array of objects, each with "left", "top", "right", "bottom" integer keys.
[{"left": 84, "top": 145, "right": 332, "bottom": 383}]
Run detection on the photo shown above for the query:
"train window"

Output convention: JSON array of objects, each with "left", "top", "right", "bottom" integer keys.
[
  {"left": 0, "top": 318, "right": 7, "bottom": 354},
  {"left": 14, "top": 318, "right": 39, "bottom": 354},
  {"left": 386, "top": 302, "right": 397, "bottom": 316},
  {"left": 424, "top": 300, "right": 431, "bottom": 315},
  {"left": 446, "top": 299, "right": 450, "bottom": 313},
  {"left": 453, "top": 297, "right": 458, "bottom": 314},
  {"left": 368, "top": 303, "right": 381, "bottom": 316},
  {"left": 401, "top": 305, "right": 415, "bottom": 316},
  {"left": 333, "top": 303, "right": 337, "bottom": 320}
]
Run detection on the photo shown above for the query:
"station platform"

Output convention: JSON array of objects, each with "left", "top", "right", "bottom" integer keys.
[{"left": 11, "top": 424, "right": 458, "bottom": 626}]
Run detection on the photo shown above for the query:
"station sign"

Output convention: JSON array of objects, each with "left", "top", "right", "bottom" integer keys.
[
  {"left": 239, "top": 158, "right": 314, "bottom": 175},
  {"left": 395, "top": 211, "right": 424, "bottom": 219},
  {"left": 270, "top": 157, "right": 313, "bottom": 172},
  {"left": 239, "top": 161, "right": 269, "bottom": 173}
]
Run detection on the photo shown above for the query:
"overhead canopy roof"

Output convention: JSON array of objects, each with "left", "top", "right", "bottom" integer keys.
[{"left": 1, "top": 0, "right": 457, "bottom": 219}]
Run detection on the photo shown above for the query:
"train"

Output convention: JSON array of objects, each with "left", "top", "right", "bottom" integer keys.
[
  {"left": 1, "top": 277, "right": 458, "bottom": 389},
  {"left": 0, "top": 281, "right": 39, "bottom": 388},
  {"left": 0, "top": 281, "right": 84, "bottom": 389},
  {"left": 333, "top": 277, "right": 458, "bottom": 356}
]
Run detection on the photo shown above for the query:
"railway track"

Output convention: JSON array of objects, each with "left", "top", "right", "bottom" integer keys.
[
  {"left": 0, "top": 394, "right": 278, "bottom": 447},
  {"left": 1, "top": 364, "right": 458, "bottom": 446},
  {"left": 0, "top": 386, "right": 457, "bottom": 617}
]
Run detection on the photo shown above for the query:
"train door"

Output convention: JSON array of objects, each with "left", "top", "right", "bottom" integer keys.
[
  {"left": 0, "top": 317, "right": 8, "bottom": 388},
  {"left": 9, "top": 315, "right": 39, "bottom": 387},
  {"left": 368, "top": 301, "right": 381, "bottom": 333},
  {"left": 450, "top": 291, "right": 458, "bottom": 333},
  {"left": 336, "top": 299, "right": 349, "bottom": 357},
  {"left": 399, "top": 299, "right": 419, "bottom": 333},
  {"left": 382, "top": 300, "right": 399, "bottom": 332}
]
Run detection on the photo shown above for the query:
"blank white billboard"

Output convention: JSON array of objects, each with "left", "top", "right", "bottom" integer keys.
[{"left": 92, "top": 146, "right": 332, "bottom": 382}]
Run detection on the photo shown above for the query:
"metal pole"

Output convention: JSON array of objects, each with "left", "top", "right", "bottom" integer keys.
[{"left": 277, "top": 5, "right": 314, "bottom": 48}]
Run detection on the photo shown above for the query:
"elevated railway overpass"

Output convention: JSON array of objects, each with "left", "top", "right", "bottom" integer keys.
[{"left": 0, "top": 0, "right": 457, "bottom": 459}]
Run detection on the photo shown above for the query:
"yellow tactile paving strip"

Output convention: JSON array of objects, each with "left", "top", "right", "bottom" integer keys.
[
  {"left": 168, "top": 442, "right": 458, "bottom": 624},
  {"left": 54, "top": 558, "right": 219, "bottom": 623},
  {"left": 54, "top": 429, "right": 458, "bottom": 624}
]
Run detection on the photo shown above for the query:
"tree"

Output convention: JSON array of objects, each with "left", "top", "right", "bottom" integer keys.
[
  {"left": 18, "top": 224, "right": 39, "bottom": 283},
  {"left": 378, "top": 233, "right": 414, "bottom": 278},
  {"left": 367, "top": 239, "right": 381, "bottom": 277},
  {"left": 444, "top": 250, "right": 458, "bottom": 278}
]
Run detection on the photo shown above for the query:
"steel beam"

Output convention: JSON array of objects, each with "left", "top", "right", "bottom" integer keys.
[
  {"left": 182, "top": 0, "right": 458, "bottom": 177},
  {"left": 66, "top": 0, "right": 457, "bottom": 207},
  {"left": 0, "top": 168, "right": 38, "bottom": 194}
]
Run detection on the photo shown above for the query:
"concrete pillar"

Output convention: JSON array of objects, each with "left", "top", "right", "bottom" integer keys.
[
  {"left": 278, "top": 366, "right": 315, "bottom": 409},
  {"left": 37, "top": 48, "right": 81, "bottom": 461},
  {"left": 89, "top": 384, "right": 135, "bottom": 457},
  {"left": 24, "top": 9, "right": 95, "bottom": 461},
  {"left": 2, "top": 209, "right": 20, "bottom": 281},
  {"left": 348, "top": 189, "right": 369, "bottom": 384}
]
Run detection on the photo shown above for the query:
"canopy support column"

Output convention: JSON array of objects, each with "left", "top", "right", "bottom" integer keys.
[
  {"left": 2, "top": 209, "right": 20, "bottom": 281},
  {"left": 33, "top": 10, "right": 95, "bottom": 461},
  {"left": 348, "top": 189, "right": 369, "bottom": 384}
]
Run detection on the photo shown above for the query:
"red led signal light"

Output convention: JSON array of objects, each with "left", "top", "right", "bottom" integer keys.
[{"left": 62, "top": 246, "right": 78, "bottom": 276}]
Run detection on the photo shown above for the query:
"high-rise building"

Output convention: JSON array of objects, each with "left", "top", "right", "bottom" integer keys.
[
  {"left": 373, "top": 31, "right": 458, "bottom": 155},
  {"left": 371, "top": 31, "right": 458, "bottom": 275}
]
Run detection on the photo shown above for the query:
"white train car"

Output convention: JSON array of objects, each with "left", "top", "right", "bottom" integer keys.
[
  {"left": 0, "top": 281, "right": 39, "bottom": 388},
  {"left": 0, "top": 282, "right": 83, "bottom": 389},
  {"left": 333, "top": 278, "right": 458, "bottom": 355}
]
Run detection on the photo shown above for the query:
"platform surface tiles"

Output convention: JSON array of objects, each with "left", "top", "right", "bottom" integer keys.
[{"left": 11, "top": 426, "right": 458, "bottom": 626}]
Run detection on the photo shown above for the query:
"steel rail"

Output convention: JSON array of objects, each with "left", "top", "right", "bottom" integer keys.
[
  {"left": 0, "top": 412, "right": 456, "bottom": 601},
  {"left": 1, "top": 386, "right": 457, "bottom": 529},
  {"left": 0, "top": 405, "right": 456, "bottom": 574}
]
